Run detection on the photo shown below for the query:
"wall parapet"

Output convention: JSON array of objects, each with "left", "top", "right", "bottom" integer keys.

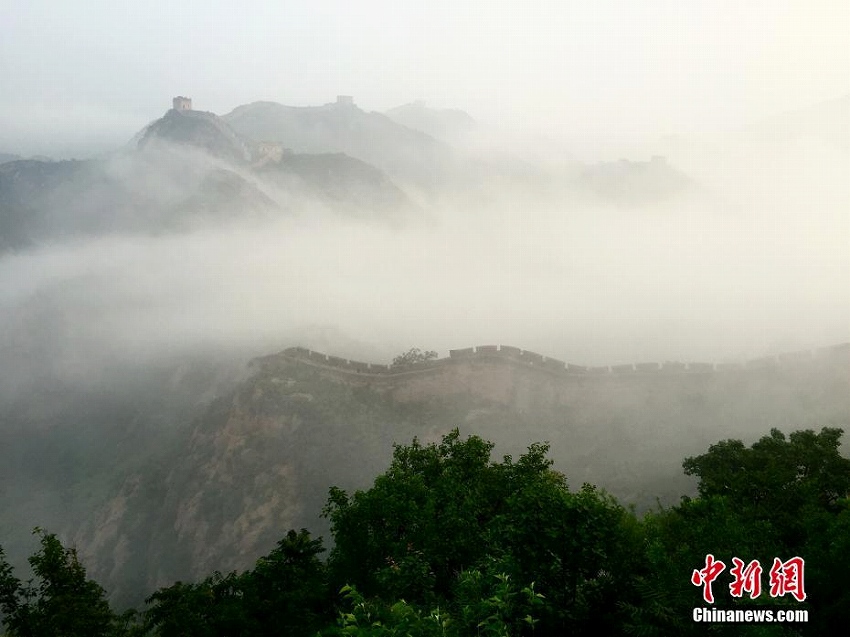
[{"left": 268, "top": 343, "right": 849, "bottom": 379}]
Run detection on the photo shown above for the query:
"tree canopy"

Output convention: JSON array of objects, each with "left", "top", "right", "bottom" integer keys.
[
  {"left": 2, "top": 426, "right": 847, "bottom": 636},
  {"left": 0, "top": 528, "right": 129, "bottom": 637},
  {"left": 390, "top": 348, "right": 439, "bottom": 367},
  {"left": 324, "top": 429, "right": 643, "bottom": 634}
]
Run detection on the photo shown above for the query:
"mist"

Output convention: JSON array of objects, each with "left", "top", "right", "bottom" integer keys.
[
  {"left": 2, "top": 3, "right": 850, "bottom": 614},
  {"left": 1, "top": 126, "right": 847, "bottom": 398}
]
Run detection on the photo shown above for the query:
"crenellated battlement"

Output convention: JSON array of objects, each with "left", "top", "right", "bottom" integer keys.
[{"left": 257, "top": 343, "right": 850, "bottom": 378}]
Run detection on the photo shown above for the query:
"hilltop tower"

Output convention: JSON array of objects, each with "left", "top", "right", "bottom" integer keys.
[
  {"left": 336, "top": 95, "right": 354, "bottom": 107},
  {"left": 172, "top": 96, "right": 193, "bottom": 111},
  {"left": 256, "top": 141, "right": 284, "bottom": 163}
]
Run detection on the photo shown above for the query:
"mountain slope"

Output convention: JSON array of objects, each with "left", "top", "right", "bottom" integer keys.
[
  {"left": 0, "top": 105, "right": 422, "bottom": 251},
  {"left": 72, "top": 342, "right": 850, "bottom": 607},
  {"left": 0, "top": 152, "right": 277, "bottom": 250},
  {"left": 255, "top": 152, "right": 415, "bottom": 213},
  {"left": 385, "top": 101, "right": 475, "bottom": 143},
  {"left": 755, "top": 94, "right": 850, "bottom": 149},
  {"left": 578, "top": 155, "right": 693, "bottom": 204},
  {"left": 138, "top": 108, "right": 250, "bottom": 163},
  {"left": 222, "top": 101, "right": 457, "bottom": 181},
  {"left": 0, "top": 152, "right": 24, "bottom": 165}
]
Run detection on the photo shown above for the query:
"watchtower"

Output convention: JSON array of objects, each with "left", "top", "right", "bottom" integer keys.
[
  {"left": 172, "top": 96, "right": 193, "bottom": 111},
  {"left": 256, "top": 141, "right": 284, "bottom": 163}
]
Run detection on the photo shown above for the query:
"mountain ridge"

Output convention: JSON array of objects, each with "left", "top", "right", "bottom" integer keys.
[
  {"left": 265, "top": 342, "right": 850, "bottom": 377},
  {"left": 71, "top": 339, "right": 850, "bottom": 607},
  {"left": 222, "top": 99, "right": 458, "bottom": 181},
  {"left": 384, "top": 101, "right": 475, "bottom": 143}
]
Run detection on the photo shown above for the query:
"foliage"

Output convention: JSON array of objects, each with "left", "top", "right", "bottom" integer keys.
[
  {"left": 245, "top": 528, "right": 329, "bottom": 631},
  {"left": 324, "top": 584, "right": 450, "bottom": 637},
  {"left": 4, "top": 426, "right": 849, "bottom": 635},
  {"left": 142, "top": 572, "right": 248, "bottom": 636},
  {"left": 141, "top": 529, "right": 330, "bottom": 636},
  {"left": 390, "top": 348, "right": 439, "bottom": 367},
  {"left": 454, "top": 570, "right": 546, "bottom": 637},
  {"left": 0, "top": 528, "right": 130, "bottom": 637},
  {"left": 324, "top": 573, "right": 544, "bottom": 637},
  {"left": 324, "top": 429, "right": 641, "bottom": 634},
  {"left": 684, "top": 427, "right": 850, "bottom": 519},
  {"left": 619, "top": 427, "right": 850, "bottom": 636}
]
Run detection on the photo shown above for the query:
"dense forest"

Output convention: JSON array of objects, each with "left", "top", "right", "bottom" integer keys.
[{"left": 2, "top": 426, "right": 847, "bottom": 636}]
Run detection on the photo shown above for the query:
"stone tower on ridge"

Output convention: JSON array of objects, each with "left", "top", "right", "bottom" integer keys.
[{"left": 172, "top": 96, "right": 192, "bottom": 111}]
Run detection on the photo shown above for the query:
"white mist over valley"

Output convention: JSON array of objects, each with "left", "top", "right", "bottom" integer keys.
[{"left": 0, "top": 0, "right": 848, "bottom": 618}]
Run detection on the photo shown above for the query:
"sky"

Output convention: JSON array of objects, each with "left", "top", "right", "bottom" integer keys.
[
  {"left": 1, "top": 0, "right": 849, "bottom": 157},
  {"left": 0, "top": 0, "right": 847, "bottom": 371}
]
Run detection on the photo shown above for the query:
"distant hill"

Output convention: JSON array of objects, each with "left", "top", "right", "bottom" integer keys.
[
  {"left": 0, "top": 105, "right": 421, "bottom": 251},
  {"left": 384, "top": 101, "right": 475, "bottom": 143},
  {"left": 0, "top": 152, "right": 23, "bottom": 165},
  {"left": 754, "top": 94, "right": 850, "bottom": 149},
  {"left": 578, "top": 155, "right": 693, "bottom": 205},
  {"left": 255, "top": 152, "right": 414, "bottom": 213},
  {"left": 137, "top": 108, "right": 251, "bottom": 163},
  {"left": 0, "top": 153, "right": 276, "bottom": 250},
  {"left": 222, "top": 100, "right": 457, "bottom": 182}
]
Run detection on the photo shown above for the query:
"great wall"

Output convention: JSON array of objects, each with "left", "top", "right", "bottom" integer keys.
[{"left": 257, "top": 342, "right": 850, "bottom": 378}]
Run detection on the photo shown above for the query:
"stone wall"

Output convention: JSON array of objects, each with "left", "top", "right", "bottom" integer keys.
[{"left": 272, "top": 343, "right": 848, "bottom": 379}]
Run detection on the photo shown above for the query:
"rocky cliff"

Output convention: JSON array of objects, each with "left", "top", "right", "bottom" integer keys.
[{"left": 76, "top": 342, "right": 850, "bottom": 607}]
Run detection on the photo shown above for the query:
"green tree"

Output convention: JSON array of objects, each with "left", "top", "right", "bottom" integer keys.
[
  {"left": 141, "top": 529, "right": 330, "bottom": 637},
  {"left": 242, "top": 528, "right": 329, "bottom": 633},
  {"left": 142, "top": 571, "right": 248, "bottom": 637},
  {"left": 683, "top": 427, "right": 850, "bottom": 548},
  {"left": 621, "top": 427, "right": 850, "bottom": 636},
  {"left": 323, "top": 574, "right": 544, "bottom": 637},
  {"left": 0, "top": 529, "right": 129, "bottom": 637},
  {"left": 325, "top": 584, "right": 448, "bottom": 637},
  {"left": 323, "top": 430, "right": 640, "bottom": 635},
  {"left": 391, "top": 348, "right": 439, "bottom": 367}
]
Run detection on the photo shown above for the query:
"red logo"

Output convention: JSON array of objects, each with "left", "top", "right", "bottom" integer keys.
[
  {"left": 729, "top": 557, "right": 762, "bottom": 599},
  {"left": 769, "top": 557, "right": 806, "bottom": 602},
  {"left": 691, "top": 554, "right": 726, "bottom": 603},
  {"left": 692, "top": 555, "right": 806, "bottom": 603}
]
